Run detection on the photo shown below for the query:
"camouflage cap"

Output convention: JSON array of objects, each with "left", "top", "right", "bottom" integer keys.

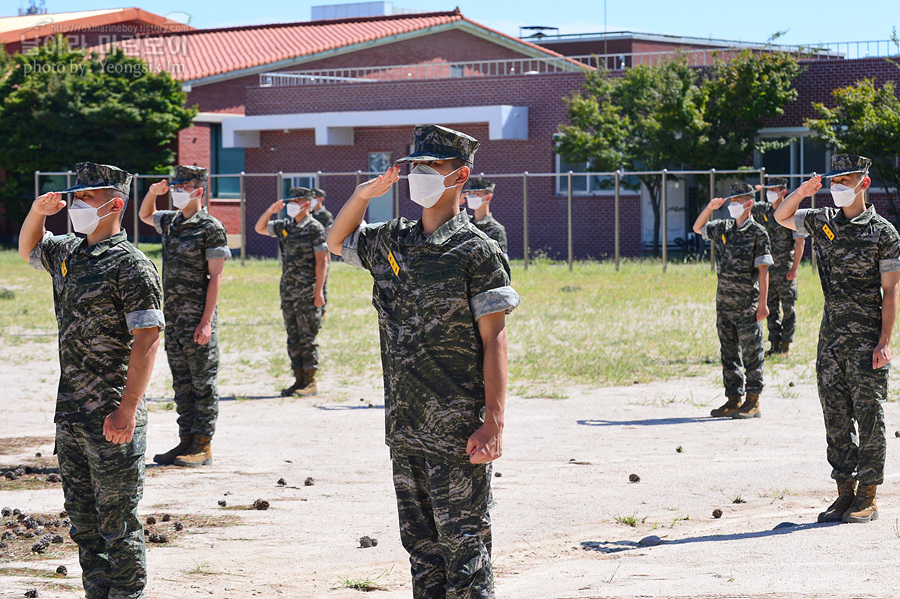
[
  {"left": 467, "top": 177, "right": 496, "bottom": 193},
  {"left": 822, "top": 153, "right": 872, "bottom": 178},
  {"left": 61, "top": 162, "right": 132, "bottom": 195},
  {"left": 286, "top": 186, "right": 314, "bottom": 200},
  {"left": 762, "top": 176, "right": 789, "bottom": 189},
  {"left": 312, "top": 188, "right": 326, "bottom": 198},
  {"left": 171, "top": 165, "right": 209, "bottom": 185},
  {"left": 395, "top": 125, "right": 479, "bottom": 166},
  {"left": 723, "top": 182, "right": 754, "bottom": 200}
]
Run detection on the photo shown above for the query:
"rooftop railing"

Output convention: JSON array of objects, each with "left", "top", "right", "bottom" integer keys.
[{"left": 259, "top": 40, "right": 898, "bottom": 87}]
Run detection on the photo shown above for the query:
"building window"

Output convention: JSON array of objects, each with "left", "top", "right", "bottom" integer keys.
[
  {"left": 283, "top": 173, "right": 319, "bottom": 198},
  {"left": 210, "top": 123, "right": 245, "bottom": 198},
  {"left": 554, "top": 154, "right": 640, "bottom": 195}
]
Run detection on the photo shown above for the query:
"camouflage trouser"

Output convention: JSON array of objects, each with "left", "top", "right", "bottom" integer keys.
[
  {"left": 767, "top": 269, "right": 798, "bottom": 344},
  {"left": 392, "top": 454, "right": 494, "bottom": 599},
  {"left": 56, "top": 422, "right": 146, "bottom": 599},
  {"left": 817, "top": 342, "right": 888, "bottom": 485},
  {"left": 716, "top": 307, "right": 765, "bottom": 396},
  {"left": 281, "top": 297, "right": 322, "bottom": 370},
  {"left": 165, "top": 326, "right": 219, "bottom": 438}
]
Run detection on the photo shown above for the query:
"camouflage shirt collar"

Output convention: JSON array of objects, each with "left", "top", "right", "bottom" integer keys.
[
  {"left": 176, "top": 207, "right": 208, "bottom": 226},
  {"left": 734, "top": 215, "right": 756, "bottom": 231},
  {"left": 80, "top": 230, "right": 128, "bottom": 257},
  {"left": 408, "top": 210, "right": 470, "bottom": 246},
  {"left": 474, "top": 213, "right": 495, "bottom": 225},
  {"left": 290, "top": 215, "right": 314, "bottom": 227},
  {"left": 835, "top": 203, "right": 876, "bottom": 225}
]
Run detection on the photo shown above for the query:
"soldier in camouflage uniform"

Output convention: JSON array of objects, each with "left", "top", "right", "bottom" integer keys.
[
  {"left": 18, "top": 162, "right": 165, "bottom": 599},
  {"left": 138, "top": 165, "right": 231, "bottom": 468},
  {"left": 254, "top": 186, "right": 329, "bottom": 396},
  {"left": 463, "top": 177, "right": 509, "bottom": 262},
  {"left": 693, "top": 182, "right": 773, "bottom": 419},
  {"left": 775, "top": 154, "right": 900, "bottom": 524},
  {"left": 752, "top": 177, "right": 807, "bottom": 355},
  {"left": 327, "top": 125, "right": 520, "bottom": 599}
]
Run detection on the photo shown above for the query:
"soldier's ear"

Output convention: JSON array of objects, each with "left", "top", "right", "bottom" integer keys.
[
  {"left": 456, "top": 166, "right": 470, "bottom": 186},
  {"left": 109, "top": 195, "right": 125, "bottom": 213}
]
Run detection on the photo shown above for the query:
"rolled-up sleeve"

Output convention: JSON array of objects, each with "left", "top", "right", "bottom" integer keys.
[
  {"left": 205, "top": 247, "right": 231, "bottom": 260},
  {"left": 28, "top": 231, "right": 54, "bottom": 271},
  {"left": 152, "top": 211, "right": 166, "bottom": 234},
  {"left": 467, "top": 248, "right": 519, "bottom": 320},
  {"left": 878, "top": 226, "right": 900, "bottom": 273},
  {"left": 266, "top": 221, "right": 277, "bottom": 237},
  {"left": 126, "top": 309, "right": 166, "bottom": 333},
  {"left": 341, "top": 221, "right": 379, "bottom": 270},
  {"left": 794, "top": 209, "right": 811, "bottom": 237},
  {"left": 755, "top": 254, "right": 774, "bottom": 267},
  {"left": 119, "top": 257, "right": 165, "bottom": 333},
  {"left": 471, "top": 286, "right": 520, "bottom": 320}
]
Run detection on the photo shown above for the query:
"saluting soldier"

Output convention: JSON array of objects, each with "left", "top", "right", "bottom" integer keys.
[
  {"left": 463, "top": 176, "right": 509, "bottom": 261},
  {"left": 693, "top": 182, "right": 772, "bottom": 419},
  {"left": 310, "top": 187, "right": 334, "bottom": 230},
  {"left": 139, "top": 165, "right": 230, "bottom": 467},
  {"left": 18, "top": 162, "right": 164, "bottom": 599},
  {"left": 327, "top": 125, "right": 520, "bottom": 599},
  {"left": 752, "top": 176, "right": 807, "bottom": 355},
  {"left": 775, "top": 154, "right": 900, "bottom": 524},
  {"left": 254, "top": 187, "right": 328, "bottom": 396}
]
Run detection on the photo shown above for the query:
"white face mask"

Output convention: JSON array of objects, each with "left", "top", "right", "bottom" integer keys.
[
  {"left": 171, "top": 189, "right": 195, "bottom": 210},
  {"left": 727, "top": 201, "right": 746, "bottom": 218},
  {"left": 286, "top": 202, "right": 302, "bottom": 218},
  {"left": 766, "top": 190, "right": 780, "bottom": 203},
  {"left": 830, "top": 176, "right": 866, "bottom": 207},
  {"left": 69, "top": 197, "right": 116, "bottom": 235},
  {"left": 466, "top": 193, "right": 484, "bottom": 210},
  {"left": 408, "top": 164, "right": 462, "bottom": 208}
]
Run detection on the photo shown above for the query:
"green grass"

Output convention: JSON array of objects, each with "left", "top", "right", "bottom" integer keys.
[
  {"left": 613, "top": 513, "right": 644, "bottom": 527},
  {"left": 0, "top": 247, "right": 837, "bottom": 389}
]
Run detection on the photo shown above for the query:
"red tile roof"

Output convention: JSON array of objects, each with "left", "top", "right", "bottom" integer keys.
[
  {"left": 0, "top": 7, "right": 192, "bottom": 45},
  {"left": 89, "top": 9, "right": 568, "bottom": 83}
]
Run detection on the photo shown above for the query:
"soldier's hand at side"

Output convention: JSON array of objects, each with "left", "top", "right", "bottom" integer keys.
[
  {"left": 798, "top": 175, "right": 822, "bottom": 198},
  {"left": 103, "top": 408, "right": 136, "bottom": 444},
  {"left": 708, "top": 198, "right": 726, "bottom": 210},
  {"left": 194, "top": 320, "right": 212, "bottom": 345},
  {"left": 356, "top": 165, "right": 401, "bottom": 200},
  {"left": 786, "top": 267, "right": 798, "bottom": 281},
  {"left": 148, "top": 180, "right": 169, "bottom": 196},
  {"left": 314, "top": 292, "right": 325, "bottom": 308},
  {"left": 873, "top": 343, "right": 891, "bottom": 369},
  {"left": 32, "top": 192, "right": 66, "bottom": 216},
  {"left": 467, "top": 420, "right": 503, "bottom": 464},
  {"left": 756, "top": 304, "right": 769, "bottom": 322}
]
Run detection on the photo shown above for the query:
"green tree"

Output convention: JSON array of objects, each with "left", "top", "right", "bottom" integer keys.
[
  {"left": 0, "top": 37, "right": 196, "bottom": 223},
  {"left": 556, "top": 57, "right": 706, "bottom": 255},
  {"left": 694, "top": 49, "right": 804, "bottom": 171},
  {"left": 806, "top": 78, "right": 900, "bottom": 223}
]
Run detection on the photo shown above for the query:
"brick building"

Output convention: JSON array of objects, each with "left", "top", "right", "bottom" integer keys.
[{"left": 7, "top": 8, "right": 900, "bottom": 260}]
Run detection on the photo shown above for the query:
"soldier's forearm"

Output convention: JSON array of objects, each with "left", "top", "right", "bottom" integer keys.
[
  {"left": 201, "top": 273, "right": 223, "bottom": 325},
  {"left": 138, "top": 191, "right": 158, "bottom": 225},
  {"left": 880, "top": 287, "right": 899, "bottom": 347},
  {"left": 18, "top": 208, "right": 48, "bottom": 262},
  {"left": 479, "top": 314, "right": 508, "bottom": 428},
  {"left": 758, "top": 267, "right": 769, "bottom": 305},
  {"left": 314, "top": 255, "right": 328, "bottom": 296},
  {"left": 327, "top": 194, "right": 369, "bottom": 255},
  {"left": 791, "top": 240, "right": 805, "bottom": 271},
  {"left": 121, "top": 328, "right": 160, "bottom": 414},
  {"left": 774, "top": 192, "right": 803, "bottom": 228}
]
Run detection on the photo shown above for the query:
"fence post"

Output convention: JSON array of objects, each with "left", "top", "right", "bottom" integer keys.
[
  {"left": 394, "top": 177, "right": 400, "bottom": 220},
  {"left": 709, "top": 169, "right": 715, "bottom": 271},
  {"left": 356, "top": 170, "right": 361, "bottom": 187},
  {"left": 66, "top": 170, "right": 73, "bottom": 235},
  {"left": 567, "top": 171, "right": 573, "bottom": 272},
  {"left": 240, "top": 172, "right": 246, "bottom": 266},
  {"left": 34, "top": 170, "right": 40, "bottom": 200},
  {"left": 661, "top": 169, "right": 668, "bottom": 273},
  {"left": 759, "top": 166, "right": 766, "bottom": 191},
  {"left": 132, "top": 173, "right": 140, "bottom": 247},
  {"left": 614, "top": 170, "right": 621, "bottom": 272},
  {"left": 522, "top": 172, "right": 529, "bottom": 271},
  {"left": 810, "top": 178, "right": 816, "bottom": 273}
]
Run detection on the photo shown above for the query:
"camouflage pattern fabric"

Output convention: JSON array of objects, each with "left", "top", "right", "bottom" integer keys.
[
  {"left": 702, "top": 217, "right": 772, "bottom": 394},
  {"left": 267, "top": 216, "right": 329, "bottom": 369},
  {"left": 466, "top": 177, "right": 495, "bottom": 193},
  {"left": 797, "top": 204, "right": 900, "bottom": 484},
  {"left": 752, "top": 202, "right": 805, "bottom": 344},
  {"left": 61, "top": 162, "right": 133, "bottom": 195},
  {"left": 395, "top": 125, "right": 480, "bottom": 165},
  {"left": 716, "top": 308, "right": 765, "bottom": 395},
  {"left": 824, "top": 153, "right": 872, "bottom": 178},
  {"left": 287, "top": 186, "right": 314, "bottom": 200},
  {"left": 702, "top": 217, "right": 773, "bottom": 312},
  {"left": 153, "top": 210, "right": 229, "bottom": 438},
  {"left": 472, "top": 214, "right": 508, "bottom": 256},
  {"left": 392, "top": 454, "right": 493, "bottom": 599},
  {"left": 29, "top": 230, "right": 165, "bottom": 426},
  {"left": 724, "top": 182, "right": 754, "bottom": 199},
  {"left": 311, "top": 206, "right": 334, "bottom": 230},
  {"left": 56, "top": 422, "right": 147, "bottom": 599},
  {"left": 341, "top": 211, "right": 520, "bottom": 464},
  {"left": 171, "top": 165, "right": 209, "bottom": 184}
]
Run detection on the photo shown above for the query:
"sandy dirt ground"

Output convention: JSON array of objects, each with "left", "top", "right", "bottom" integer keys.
[{"left": 2, "top": 342, "right": 900, "bottom": 599}]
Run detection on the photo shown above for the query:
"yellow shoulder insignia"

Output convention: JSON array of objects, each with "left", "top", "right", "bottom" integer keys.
[
  {"left": 61, "top": 259, "right": 67, "bottom": 278},
  {"left": 282, "top": 228, "right": 288, "bottom": 237},
  {"left": 721, "top": 234, "right": 726, "bottom": 245},
  {"left": 387, "top": 250, "right": 400, "bottom": 277},
  {"left": 764, "top": 214, "right": 768, "bottom": 222},
  {"left": 822, "top": 224, "right": 835, "bottom": 241}
]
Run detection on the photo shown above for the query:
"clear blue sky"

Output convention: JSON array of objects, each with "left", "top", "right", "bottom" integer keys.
[{"left": 9, "top": 0, "right": 899, "bottom": 46}]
